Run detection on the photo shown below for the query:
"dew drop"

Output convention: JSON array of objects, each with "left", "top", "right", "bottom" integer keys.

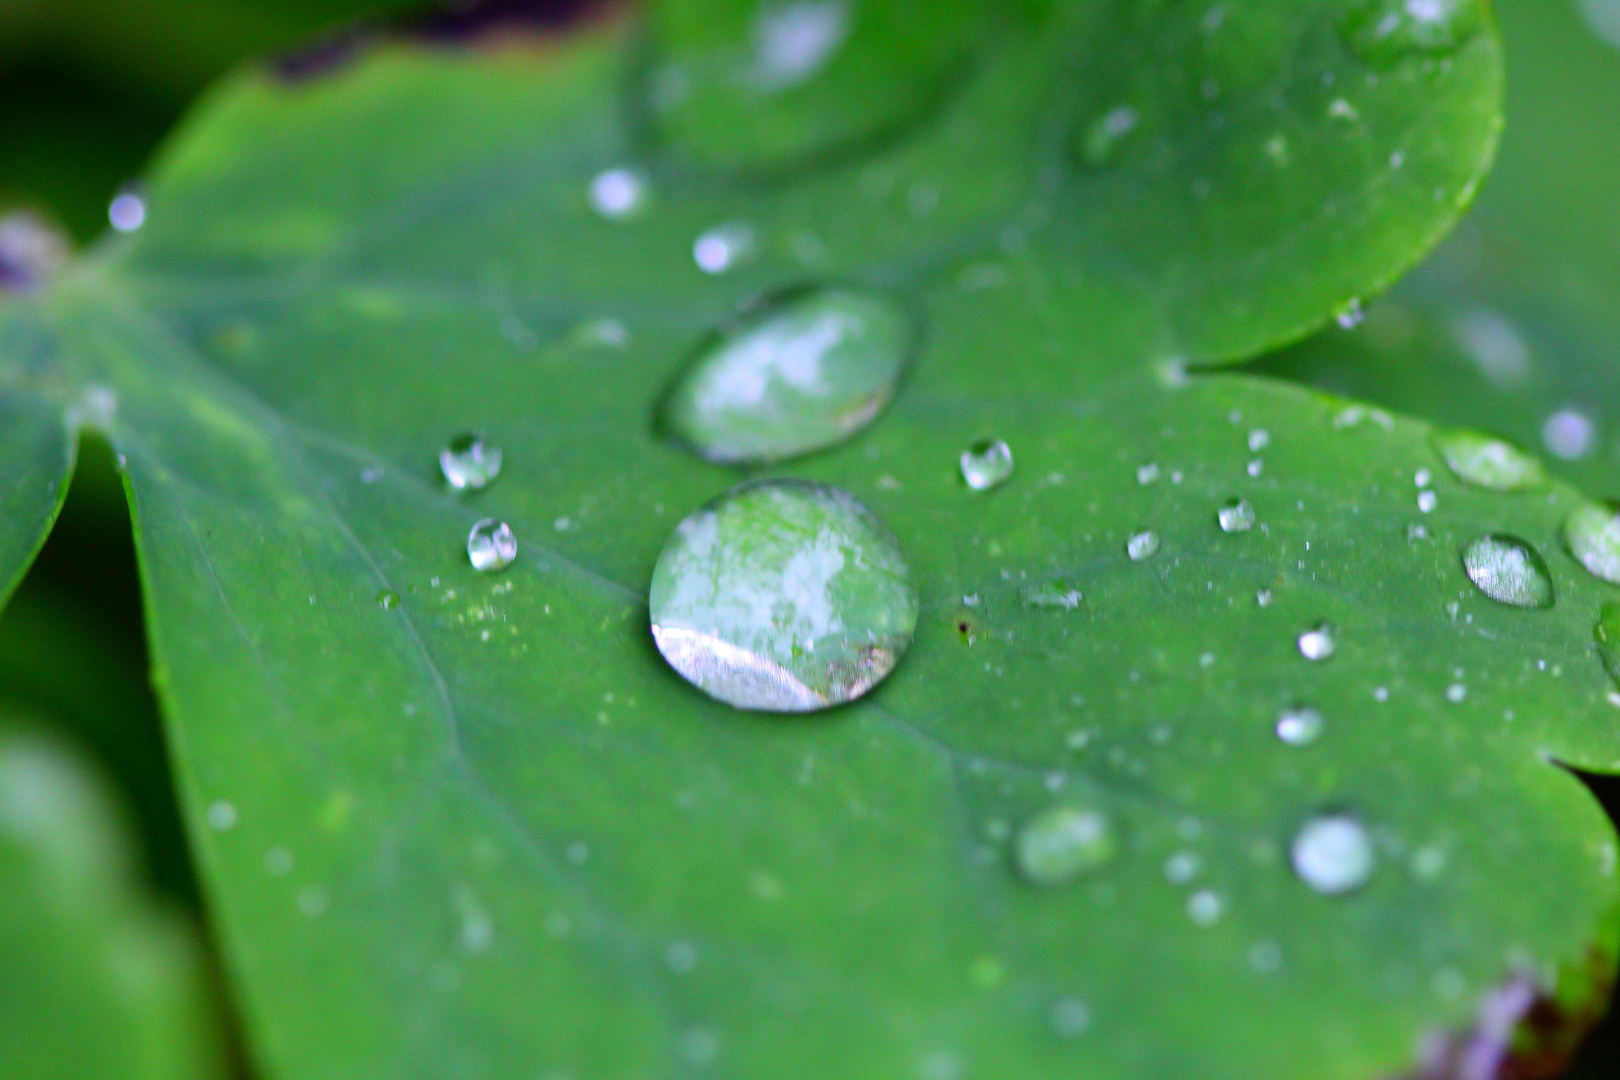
[
  {"left": 661, "top": 289, "right": 912, "bottom": 464},
  {"left": 1248, "top": 429, "right": 1271, "bottom": 452},
  {"left": 589, "top": 167, "right": 648, "bottom": 221},
  {"left": 961, "top": 440, "right": 1014, "bottom": 491},
  {"left": 1015, "top": 805, "right": 1117, "bottom": 886},
  {"left": 377, "top": 590, "right": 401, "bottom": 610},
  {"left": 1418, "top": 490, "right": 1438, "bottom": 514},
  {"left": 1217, "top": 498, "right": 1256, "bottom": 534},
  {"left": 1127, "top": 530, "right": 1160, "bottom": 561},
  {"left": 1543, "top": 409, "right": 1597, "bottom": 461},
  {"left": 440, "top": 433, "right": 503, "bottom": 492},
  {"left": 1461, "top": 534, "right": 1554, "bottom": 609},
  {"left": 694, "top": 222, "right": 755, "bottom": 274},
  {"left": 1292, "top": 815, "right": 1375, "bottom": 895},
  {"left": 467, "top": 519, "right": 517, "bottom": 573},
  {"left": 1076, "top": 105, "right": 1139, "bottom": 169},
  {"left": 1342, "top": 0, "right": 1484, "bottom": 69},
  {"left": 649, "top": 480, "right": 917, "bottom": 713},
  {"left": 1136, "top": 463, "right": 1161, "bottom": 485},
  {"left": 1276, "top": 707, "right": 1325, "bottom": 747},
  {"left": 1336, "top": 298, "right": 1365, "bottom": 329},
  {"left": 1563, "top": 501, "right": 1620, "bottom": 585},
  {"left": 1432, "top": 429, "right": 1546, "bottom": 491},
  {"left": 1021, "top": 579, "right": 1083, "bottom": 611},
  {"left": 109, "top": 189, "right": 147, "bottom": 233},
  {"left": 1298, "top": 623, "right": 1337, "bottom": 661}
]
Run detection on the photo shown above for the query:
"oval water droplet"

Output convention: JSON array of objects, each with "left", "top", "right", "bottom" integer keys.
[
  {"left": 1015, "top": 805, "right": 1117, "bottom": 887},
  {"left": 649, "top": 480, "right": 918, "bottom": 713},
  {"left": 1342, "top": 0, "right": 1484, "bottom": 69},
  {"left": 1564, "top": 501, "right": 1620, "bottom": 585},
  {"left": 1076, "top": 105, "right": 1139, "bottom": 169},
  {"left": 661, "top": 289, "right": 912, "bottom": 465},
  {"left": 1298, "top": 623, "right": 1337, "bottom": 661},
  {"left": 440, "top": 433, "right": 503, "bottom": 492},
  {"left": 1461, "top": 534, "right": 1554, "bottom": 609},
  {"left": 467, "top": 519, "right": 517, "bottom": 572},
  {"left": 1276, "top": 707, "right": 1325, "bottom": 747},
  {"left": 1127, "top": 530, "right": 1160, "bottom": 562},
  {"left": 1292, "top": 814, "right": 1375, "bottom": 895},
  {"left": 1432, "top": 429, "right": 1546, "bottom": 492},
  {"left": 1217, "top": 498, "right": 1256, "bottom": 533},
  {"left": 1021, "top": 579, "right": 1083, "bottom": 611},
  {"left": 961, "top": 440, "right": 1013, "bottom": 491}
]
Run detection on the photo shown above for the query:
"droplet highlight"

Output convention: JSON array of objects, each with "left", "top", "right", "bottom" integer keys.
[
  {"left": 1276, "top": 707, "right": 1325, "bottom": 747},
  {"left": 1217, "top": 498, "right": 1256, "bottom": 533},
  {"left": 661, "top": 289, "right": 912, "bottom": 465},
  {"left": 1127, "top": 530, "right": 1160, "bottom": 562},
  {"left": 440, "top": 433, "right": 503, "bottom": 492},
  {"left": 589, "top": 167, "right": 648, "bottom": 221},
  {"left": 960, "top": 440, "right": 1014, "bottom": 491},
  {"left": 467, "top": 519, "right": 517, "bottom": 573},
  {"left": 1564, "top": 501, "right": 1620, "bottom": 585},
  {"left": 1433, "top": 429, "right": 1546, "bottom": 492},
  {"left": 1461, "top": 534, "right": 1554, "bottom": 609},
  {"left": 694, "top": 222, "right": 755, "bottom": 274},
  {"left": 1292, "top": 815, "right": 1375, "bottom": 895},
  {"left": 1298, "top": 623, "right": 1337, "bottom": 661},
  {"left": 649, "top": 480, "right": 918, "bottom": 713},
  {"left": 1015, "top": 805, "right": 1117, "bottom": 887}
]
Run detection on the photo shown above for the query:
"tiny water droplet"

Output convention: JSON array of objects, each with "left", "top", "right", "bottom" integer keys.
[
  {"left": 377, "top": 590, "right": 400, "bottom": 610},
  {"left": 1257, "top": 588, "right": 1275, "bottom": 607},
  {"left": 1342, "top": 0, "right": 1484, "bottom": 69},
  {"left": 109, "top": 189, "right": 147, "bottom": 233},
  {"left": 661, "top": 289, "right": 912, "bottom": 464},
  {"left": 1433, "top": 429, "right": 1546, "bottom": 491},
  {"left": 1293, "top": 814, "right": 1374, "bottom": 895},
  {"left": 1077, "top": 105, "right": 1139, "bottom": 168},
  {"left": 649, "top": 481, "right": 917, "bottom": 713},
  {"left": 1418, "top": 490, "right": 1439, "bottom": 514},
  {"left": 440, "top": 434, "right": 503, "bottom": 491},
  {"left": 589, "top": 167, "right": 648, "bottom": 221},
  {"left": 1248, "top": 429, "right": 1271, "bottom": 452},
  {"left": 1276, "top": 707, "right": 1325, "bottom": 747},
  {"left": 1164, "top": 851, "right": 1200, "bottom": 884},
  {"left": 1186, "top": 889, "right": 1222, "bottom": 926},
  {"left": 1298, "top": 623, "right": 1337, "bottom": 661},
  {"left": 1137, "top": 463, "right": 1161, "bottom": 485},
  {"left": 1336, "top": 298, "right": 1365, "bottom": 329},
  {"left": 1461, "top": 534, "right": 1554, "bottom": 609},
  {"left": 1015, "top": 805, "right": 1117, "bottom": 886},
  {"left": 694, "top": 222, "right": 755, "bottom": 274},
  {"left": 467, "top": 519, "right": 517, "bottom": 572},
  {"left": 1563, "top": 501, "right": 1620, "bottom": 585},
  {"left": 961, "top": 440, "right": 1014, "bottom": 491},
  {"left": 1127, "top": 530, "right": 1160, "bottom": 561},
  {"left": 1021, "top": 579, "right": 1083, "bottom": 610},
  {"left": 1543, "top": 409, "right": 1597, "bottom": 461},
  {"left": 1446, "top": 682, "right": 1467, "bottom": 703},
  {"left": 1218, "top": 498, "right": 1256, "bottom": 533}
]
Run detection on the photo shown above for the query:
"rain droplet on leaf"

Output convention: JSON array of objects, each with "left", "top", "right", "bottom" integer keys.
[
  {"left": 961, "top": 439, "right": 1014, "bottom": 491},
  {"left": 1021, "top": 579, "right": 1083, "bottom": 610},
  {"left": 1432, "top": 429, "right": 1546, "bottom": 492},
  {"left": 694, "top": 222, "right": 755, "bottom": 274},
  {"left": 1015, "top": 805, "right": 1117, "bottom": 886},
  {"left": 1127, "top": 530, "right": 1160, "bottom": 561},
  {"left": 649, "top": 480, "right": 918, "bottom": 713},
  {"left": 1461, "top": 534, "right": 1554, "bottom": 609},
  {"left": 589, "top": 167, "right": 648, "bottom": 221},
  {"left": 1218, "top": 498, "right": 1256, "bottom": 533},
  {"left": 661, "top": 289, "right": 912, "bottom": 465},
  {"left": 1292, "top": 815, "right": 1375, "bottom": 895},
  {"left": 1341, "top": 0, "right": 1484, "bottom": 69},
  {"left": 1276, "top": 707, "right": 1325, "bottom": 747},
  {"left": 440, "top": 433, "right": 503, "bottom": 491},
  {"left": 109, "top": 189, "right": 147, "bottom": 233},
  {"left": 377, "top": 590, "right": 400, "bottom": 610},
  {"left": 1298, "top": 623, "right": 1337, "bottom": 661},
  {"left": 468, "top": 519, "right": 517, "bottom": 573},
  {"left": 1564, "top": 501, "right": 1620, "bottom": 585}
]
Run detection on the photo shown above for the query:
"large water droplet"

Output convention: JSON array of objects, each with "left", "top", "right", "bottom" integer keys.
[
  {"left": 1021, "top": 579, "right": 1083, "bottom": 611},
  {"left": 1461, "top": 534, "right": 1554, "bottom": 609},
  {"left": 1432, "top": 430, "right": 1546, "bottom": 492},
  {"left": 1298, "top": 623, "right": 1337, "bottom": 661},
  {"left": 1127, "top": 530, "right": 1160, "bottom": 562},
  {"left": 960, "top": 440, "right": 1013, "bottom": 491},
  {"left": 1217, "top": 498, "right": 1256, "bottom": 534},
  {"left": 1342, "top": 0, "right": 1484, "bottom": 68},
  {"left": 1016, "top": 805, "right": 1117, "bottom": 887},
  {"left": 440, "top": 433, "right": 503, "bottom": 491},
  {"left": 468, "top": 519, "right": 517, "bottom": 572},
  {"left": 1292, "top": 815, "right": 1375, "bottom": 895},
  {"left": 1564, "top": 501, "right": 1620, "bottom": 585},
  {"left": 1276, "top": 707, "right": 1325, "bottom": 747},
  {"left": 661, "top": 289, "right": 912, "bottom": 464},
  {"left": 649, "top": 480, "right": 917, "bottom": 713}
]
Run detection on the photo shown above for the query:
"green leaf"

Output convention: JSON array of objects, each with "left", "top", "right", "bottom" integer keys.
[
  {"left": 22, "top": 3, "right": 1620, "bottom": 1079},
  {"left": 0, "top": 388, "right": 72, "bottom": 603},
  {"left": 0, "top": 714, "right": 226, "bottom": 1080}
]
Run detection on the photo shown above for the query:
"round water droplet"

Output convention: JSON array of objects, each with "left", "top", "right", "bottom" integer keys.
[
  {"left": 1432, "top": 429, "right": 1546, "bottom": 492},
  {"left": 1461, "top": 534, "right": 1554, "bottom": 609},
  {"left": 1186, "top": 890, "right": 1223, "bottom": 926},
  {"left": 649, "top": 480, "right": 917, "bottom": 713},
  {"left": 1298, "top": 623, "right": 1337, "bottom": 661},
  {"left": 661, "top": 289, "right": 912, "bottom": 465},
  {"left": 1021, "top": 579, "right": 1083, "bottom": 611},
  {"left": 1342, "top": 0, "right": 1484, "bottom": 69},
  {"left": 1015, "top": 805, "right": 1117, "bottom": 887},
  {"left": 1417, "top": 490, "right": 1439, "bottom": 514},
  {"left": 109, "top": 189, "right": 147, "bottom": 233},
  {"left": 1217, "top": 498, "right": 1256, "bottom": 533},
  {"left": 1543, "top": 409, "right": 1597, "bottom": 461},
  {"left": 693, "top": 222, "right": 756, "bottom": 274},
  {"left": 1564, "top": 501, "right": 1620, "bottom": 585},
  {"left": 1127, "top": 530, "right": 1160, "bottom": 562},
  {"left": 961, "top": 440, "right": 1014, "bottom": 491},
  {"left": 1276, "top": 707, "right": 1325, "bottom": 747},
  {"left": 440, "top": 433, "right": 503, "bottom": 492},
  {"left": 589, "top": 167, "right": 649, "bottom": 221},
  {"left": 467, "top": 519, "right": 517, "bottom": 573},
  {"left": 1076, "top": 105, "right": 1139, "bottom": 169},
  {"left": 1292, "top": 815, "right": 1375, "bottom": 895}
]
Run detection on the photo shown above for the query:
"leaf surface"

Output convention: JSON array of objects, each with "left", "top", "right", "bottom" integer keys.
[{"left": 15, "top": 4, "right": 1620, "bottom": 1080}]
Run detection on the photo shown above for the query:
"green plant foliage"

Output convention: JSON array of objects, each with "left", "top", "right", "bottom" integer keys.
[
  {"left": 0, "top": 715, "right": 225, "bottom": 1079},
  {"left": 13, "top": 1, "right": 1620, "bottom": 1078}
]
